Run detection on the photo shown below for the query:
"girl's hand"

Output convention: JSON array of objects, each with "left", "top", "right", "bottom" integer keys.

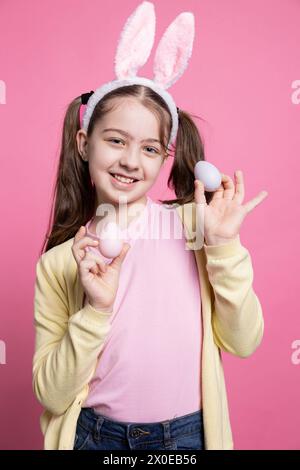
[
  {"left": 194, "top": 170, "right": 268, "bottom": 246},
  {"left": 72, "top": 226, "right": 130, "bottom": 312}
]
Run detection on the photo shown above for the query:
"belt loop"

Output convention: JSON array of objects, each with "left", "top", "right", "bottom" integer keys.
[
  {"left": 94, "top": 416, "right": 104, "bottom": 441},
  {"left": 162, "top": 421, "right": 171, "bottom": 447}
]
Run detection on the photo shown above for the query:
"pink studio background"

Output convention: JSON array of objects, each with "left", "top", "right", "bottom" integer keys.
[{"left": 0, "top": 0, "right": 299, "bottom": 450}]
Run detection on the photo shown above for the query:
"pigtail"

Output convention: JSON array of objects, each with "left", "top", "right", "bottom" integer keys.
[
  {"left": 160, "top": 109, "right": 213, "bottom": 207},
  {"left": 40, "top": 97, "right": 96, "bottom": 255}
]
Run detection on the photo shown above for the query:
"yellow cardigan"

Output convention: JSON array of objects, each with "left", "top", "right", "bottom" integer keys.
[{"left": 32, "top": 201, "right": 264, "bottom": 450}]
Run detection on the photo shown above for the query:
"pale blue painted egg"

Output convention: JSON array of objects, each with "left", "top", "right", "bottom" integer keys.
[{"left": 194, "top": 161, "right": 222, "bottom": 192}]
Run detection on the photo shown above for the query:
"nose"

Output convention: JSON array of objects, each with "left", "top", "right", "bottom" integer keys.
[{"left": 119, "top": 144, "right": 140, "bottom": 171}]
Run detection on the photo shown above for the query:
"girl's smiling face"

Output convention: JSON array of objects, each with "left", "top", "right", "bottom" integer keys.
[{"left": 76, "top": 98, "right": 169, "bottom": 207}]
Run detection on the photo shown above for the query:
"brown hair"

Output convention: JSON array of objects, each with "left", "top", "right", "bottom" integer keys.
[{"left": 41, "top": 85, "right": 212, "bottom": 254}]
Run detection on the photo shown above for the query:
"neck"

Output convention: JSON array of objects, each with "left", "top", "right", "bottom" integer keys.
[{"left": 90, "top": 195, "right": 148, "bottom": 235}]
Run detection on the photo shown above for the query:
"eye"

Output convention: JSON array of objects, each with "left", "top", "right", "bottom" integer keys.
[
  {"left": 107, "top": 139, "right": 160, "bottom": 154},
  {"left": 145, "top": 146, "right": 159, "bottom": 154},
  {"left": 108, "top": 138, "right": 124, "bottom": 145}
]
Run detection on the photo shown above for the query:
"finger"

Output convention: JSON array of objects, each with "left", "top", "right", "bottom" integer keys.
[
  {"left": 194, "top": 180, "right": 207, "bottom": 205},
  {"left": 80, "top": 257, "right": 97, "bottom": 272},
  {"left": 74, "top": 226, "right": 86, "bottom": 242},
  {"left": 72, "top": 236, "right": 99, "bottom": 264},
  {"left": 72, "top": 226, "right": 86, "bottom": 263},
  {"left": 91, "top": 265, "right": 99, "bottom": 275},
  {"left": 243, "top": 191, "right": 268, "bottom": 214},
  {"left": 75, "top": 236, "right": 99, "bottom": 250},
  {"left": 84, "top": 251, "right": 105, "bottom": 264},
  {"left": 210, "top": 174, "right": 225, "bottom": 201},
  {"left": 221, "top": 174, "right": 235, "bottom": 200},
  {"left": 80, "top": 258, "right": 101, "bottom": 276},
  {"left": 91, "top": 261, "right": 107, "bottom": 275},
  {"left": 109, "top": 243, "right": 131, "bottom": 270},
  {"left": 81, "top": 253, "right": 107, "bottom": 274},
  {"left": 233, "top": 170, "right": 245, "bottom": 204},
  {"left": 92, "top": 262, "right": 107, "bottom": 275}
]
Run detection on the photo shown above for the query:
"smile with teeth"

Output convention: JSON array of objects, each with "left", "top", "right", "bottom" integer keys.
[{"left": 111, "top": 173, "right": 137, "bottom": 184}]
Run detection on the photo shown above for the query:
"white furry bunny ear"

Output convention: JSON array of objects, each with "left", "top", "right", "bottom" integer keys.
[
  {"left": 114, "top": 1, "right": 156, "bottom": 79},
  {"left": 153, "top": 12, "right": 195, "bottom": 89}
]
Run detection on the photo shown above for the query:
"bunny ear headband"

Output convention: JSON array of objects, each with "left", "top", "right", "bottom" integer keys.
[{"left": 79, "top": 1, "right": 195, "bottom": 149}]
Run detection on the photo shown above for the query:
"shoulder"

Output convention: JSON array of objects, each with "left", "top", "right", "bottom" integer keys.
[
  {"left": 149, "top": 199, "right": 197, "bottom": 245},
  {"left": 149, "top": 199, "right": 195, "bottom": 216},
  {"left": 148, "top": 198, "right": 197, "bottom": 231},
  {"left": 39, "top": 237, "right": 74, "bottom": 264},
  {"left": 172, "top": 200, "right": 196, "bottom": 232},
  {"left": 36, "top": 237, "right": 76, "bottom": 282}
]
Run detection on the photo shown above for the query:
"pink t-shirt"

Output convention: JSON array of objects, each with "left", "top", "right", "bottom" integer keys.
[{"left": 82, "top": 195, "right": 202, "bottom": 422}]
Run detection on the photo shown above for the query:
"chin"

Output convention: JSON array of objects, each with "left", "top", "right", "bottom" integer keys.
[{"left": 107, "top": 190, "right": 134, "bottom": 205}]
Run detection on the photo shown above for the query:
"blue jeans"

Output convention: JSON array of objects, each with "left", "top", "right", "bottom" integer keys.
[{"left": 73, "top": 407, "right": 205, "bottom": 450}]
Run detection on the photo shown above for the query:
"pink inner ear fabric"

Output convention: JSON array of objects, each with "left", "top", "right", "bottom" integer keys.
[{"left": 114, "top": 1, "right": 155, "bottom": 79}]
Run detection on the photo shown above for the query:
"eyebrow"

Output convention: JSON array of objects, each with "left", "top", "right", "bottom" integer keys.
[{"left": 102, "top": 128, "right": 162, "bottom": 145}]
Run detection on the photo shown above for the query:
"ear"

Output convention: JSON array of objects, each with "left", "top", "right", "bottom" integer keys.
[
  {"left": 153, "top": 12, "right": 195, "bottom": 89},
  {"left": 114, "top": 1, "right": 156, "bottom": 79},
  {"left": 76, "top": 129, "right": 88, "bottom": 161}
]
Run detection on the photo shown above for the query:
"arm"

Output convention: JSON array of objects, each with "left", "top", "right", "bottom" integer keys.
[
  {"left": 32, "top": 253, "right": 112, "bottom": 416},
  {"left": 203, "top": 235, "right": 264, "bottom": 358}
]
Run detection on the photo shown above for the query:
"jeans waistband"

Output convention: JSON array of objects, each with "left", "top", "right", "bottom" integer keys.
[{"left": 78, "top": 407, "right": 203, "bottom": 440}]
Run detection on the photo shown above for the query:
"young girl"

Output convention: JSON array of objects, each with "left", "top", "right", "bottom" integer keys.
[{"left": 32, "top": 2, "right": 267, "bottom": 451}]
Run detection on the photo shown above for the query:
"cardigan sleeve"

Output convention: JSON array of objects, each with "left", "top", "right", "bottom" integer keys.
[
  {"left": 203, "top": 235, "right": 264, "bottom": 358},
  {"left": 32, "top": 252, "right": 112, "bottom": 416}
]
